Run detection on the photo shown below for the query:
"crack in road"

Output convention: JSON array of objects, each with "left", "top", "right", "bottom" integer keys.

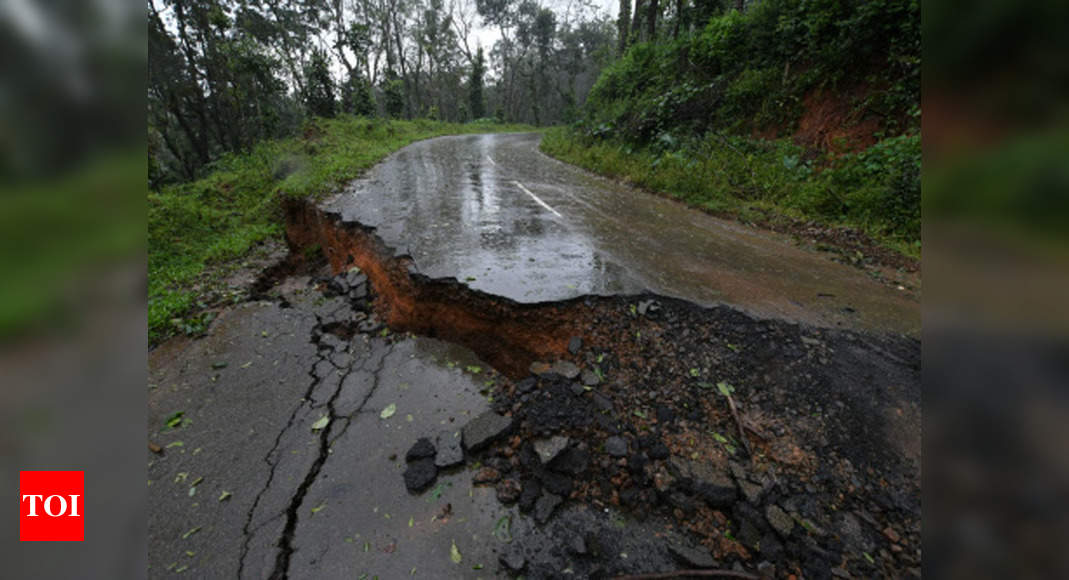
[{"left": 258, "top": 313, "right": 392, "bottom": 580}]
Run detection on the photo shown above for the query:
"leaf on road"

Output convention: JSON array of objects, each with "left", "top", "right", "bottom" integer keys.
[
  {"left": 493, "top": 515, "right": 512, "bottom": 543},
  {"left": 165, "top": 411, "right": 185, "bottom": 429},
  {"left": 218, "top": 491, "right": 232, "bottom": 502},
  {"left": 408, "top": 516, "right": 414, "bottom": 528},
  {"left": 465, "top": 365, "right": 482, "bottom": 374},
  {"left": 311, "top": 415, "right": 330, "bottom": 431},
  {"left": 182, "top": 526, "right": 201, "bottom": 539},
  {"left": 450, "top": 540, "right": 462, "bottom": 564},
  {"left": 311, "top": 502, "right": 326, "bottom": 515},
  {"left": 716, "top": 381, "right": 735, "bottom": 397},
  {"left": 188, "top": 486, "right": 196, "bottom": 497},
  {"left": 211, "top": 361, "right": 228, "bottom": 369},
  {"left": 166, "top": 441, "right": 184, "bottom": 448},
  {"left": 240, "top": 361, "right": 253, "bottom": 368},
  {"left": 380, "top": 403, "right": 397, "bottom": 419}
]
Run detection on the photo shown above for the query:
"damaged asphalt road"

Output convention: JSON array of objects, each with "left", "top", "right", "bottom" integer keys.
[
  {"left": 148, "top": 274, "right": 685, "bottom": 578},
  {"left": 149, "top": 133, "right": 920, "bottom": 578}
]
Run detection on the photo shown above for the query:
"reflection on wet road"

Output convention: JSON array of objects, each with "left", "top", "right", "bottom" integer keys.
[{"left": 324, "top": 133, "right": 919, "bottom": 335}]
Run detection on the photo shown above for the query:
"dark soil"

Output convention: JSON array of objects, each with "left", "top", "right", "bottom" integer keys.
[{"left": 468, "top": 295, "right": 921, "bottom": 579}]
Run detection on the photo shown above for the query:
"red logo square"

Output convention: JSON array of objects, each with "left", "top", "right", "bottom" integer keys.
[{"left": 20, "top": 471, "right": 84, "bottom": 541}]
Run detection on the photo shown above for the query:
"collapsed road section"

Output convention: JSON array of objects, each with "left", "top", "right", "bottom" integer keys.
[{"left": 272, "top": 198, "right": 921, "bottom": 578}]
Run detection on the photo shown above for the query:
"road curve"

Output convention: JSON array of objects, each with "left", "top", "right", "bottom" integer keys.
[{"left": 323, "top": 132, "right": 919, "bottom": 336}]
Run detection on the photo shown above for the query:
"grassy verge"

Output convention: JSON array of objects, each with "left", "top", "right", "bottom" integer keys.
[
  {"left": 540, "top": 126, "right": 920, "bottom": 260},
  {"left": 149, "top": 117, "right": 535, "bottom": 344}
]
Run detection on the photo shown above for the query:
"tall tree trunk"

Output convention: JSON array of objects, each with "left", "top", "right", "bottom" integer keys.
[
  {"left": 673, "top": 0, "right": 683, "bottom": 39},
  {"left": 736, "top": 0, "right": 744, "bottom": 11},
  {"left": 647, "top": 0, "right": 659, "bottom": 40},
  {"left": 632, "top": 0, "right": 645, "bottom": 43},
  {"left": 617, "top": 0, "right": 631, "bottom": 56}
]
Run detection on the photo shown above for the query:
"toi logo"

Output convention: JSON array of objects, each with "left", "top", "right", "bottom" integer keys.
[{"left": 20, "top": 471, "right": 84, "bottom": 541}]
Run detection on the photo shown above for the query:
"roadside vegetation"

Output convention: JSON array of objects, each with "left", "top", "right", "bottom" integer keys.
[
  {"left": 542, "top": 0, "right": 920, "bottom": 257},
  {"left": 149, "top": 117, "right": 532, "bottom": 344}
]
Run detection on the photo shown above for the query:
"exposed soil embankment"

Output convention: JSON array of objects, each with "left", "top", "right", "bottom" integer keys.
[{"left": 283, "top": 198, "right": 589, "bottom": 377}]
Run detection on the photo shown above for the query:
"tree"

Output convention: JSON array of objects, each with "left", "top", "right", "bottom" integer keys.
[
  {"left": 303, "top": 48, "right": 337, "bottom": 118},
  {"left": 469, "top": 46, "right": 486, "bottom": 119},
  {"left": 381, "top": 68, "right": 406, "bottom": 118},
  {"left": 618, "top": 0, "right": 631, "bottom": 55},
  {"left": 342, "top": 73, "right": 377, "bottom": 116}
]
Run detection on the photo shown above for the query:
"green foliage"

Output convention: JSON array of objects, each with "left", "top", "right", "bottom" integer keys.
[
  {"left": 541, "top": 127, "right": 920, "bottom": 253},
  {"left": 583, "top": 0, "right": 919, "bottom": 143},
  {"left": 381, "top": 70, "right": 406, "bottom": 119},
  {"left": 342, "top": 74, "right": 376, "bottom": 117},
  {"left": 149, "top": 117, "right": 535, "bottom": 344},
  {"left": 303, "top": 49, "right": 337, "bottom": 118}
]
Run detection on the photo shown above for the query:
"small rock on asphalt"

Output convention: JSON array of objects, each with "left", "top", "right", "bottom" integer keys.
[
  {"left": 516, "top": 377, "right": 537, "bottom": 394},
  {"left": 496, "top": 479, "right": 522, "bottom": 504},
  {"left": 605, "top": 436, "right": 628, "bottom": 457},
  {"left": 766, "top": 505, "right": 795, "bottom": 537},
  {"left": 462, "top": 411, "right": 514, "bottom": 452},
  {"left": 550, "top": 360, "right": 581, "bottom": 380},
  {"left": 568, "top": 336, "right": 583, "bottom": 355},
  {"left": 473, "top": 467, "right": 501, "bottom": 485},
  {"left": 518, "top": 479, "right": 541, "bottom": 513},
  {"left": 534, "top": 492, "right": 563, "bottom": 524},
  {"left": 405, "top": 437, "right": 436, "bottom": 462},
  {"left": 668, "top": 541, "right": 717, "bottom": 568},
  {"left": 593, "top": 393, "right": 613, "bottom": 412},
  {"left": 534, "top": 436, "right": 570, "bottom": 464},
  {"left": 403, "top": 458, "right": 437, "bottom": 493},
  {"left": 434, "top": 431, "right": 464, "bottom": 468},
  {"left": 580, "top": 369, "right": 601, "bottom": 386},
  {"left": 500, "top": 550, "right": 526, "bottom": 573}
]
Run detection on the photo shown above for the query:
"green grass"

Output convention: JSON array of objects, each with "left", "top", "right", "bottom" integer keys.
[
  {"left": 149, "top": 116, "right": 535, "bottom": 344},
  {"left": 540, "top": 126, "right": 920, "bottom": 258}
]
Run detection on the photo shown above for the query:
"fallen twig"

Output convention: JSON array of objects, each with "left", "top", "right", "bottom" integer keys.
[
  {"left": 726, "top": 394, "right": 753, "bottom": 458},
  {"left": 613, "top": 569, "right": 760, "bottom": 580}
]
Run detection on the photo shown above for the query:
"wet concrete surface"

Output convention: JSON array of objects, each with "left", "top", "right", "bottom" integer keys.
[
  {"left": 324, "top": 133, "right": 918, "bottom": 336},
  {"left": 148, "top": 278, "right": 682, "bottom": 578}
]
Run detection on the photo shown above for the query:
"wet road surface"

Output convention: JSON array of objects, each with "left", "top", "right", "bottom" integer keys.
[{"left": 324, "top": 132, "right": 919, "bottom": 336}]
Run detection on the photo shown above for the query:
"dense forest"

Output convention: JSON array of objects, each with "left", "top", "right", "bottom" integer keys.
[{"left": 148, "top": 0, "right": 616, "bottom": 185}]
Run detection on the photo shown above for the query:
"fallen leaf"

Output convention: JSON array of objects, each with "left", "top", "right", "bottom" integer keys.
[
  {"left": 240, "top": 361, "right": 253, "bottom": 368},
  {"left": 408, "top": 516, "right": 414, "bottom": 527},
  {"left": 716, "top": 381, "right": 735, "bottom": 397},
  {"left": 165, "top": 411, "right": 185, "bottom": 429},
  {"left": 218, "top": 491, "right": 232, "bottom": 502},
  {"left": 493, "top": 515, "right": 512, "bottom": 543},
  {"left": 211, "top": 361, "right": 228, "bottom": 369},
  {"left": 380, "top": 404, "right": 397, "bottom": 419},
  {"left": 166, "top": 441, "right": 184, "bottom": 448},
  {"left": 311, "top": 415, "right": 330, "bottom": 431},
  {"left": 311, "top": 502, "right": 326, "bottom": 515},
  {"left": 450, "top": 540, "right": 462, "bottom": 564},
  {"left": 181, "top": 526, "right": 201, "bottom": 539}
]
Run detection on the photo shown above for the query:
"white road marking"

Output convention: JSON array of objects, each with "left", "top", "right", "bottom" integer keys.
[
  {"left": 513, "top": 181, "right": 562, "bottom": 218},
  {"left": 486, "top": 155, "right": 496, "bottom": 166}
]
